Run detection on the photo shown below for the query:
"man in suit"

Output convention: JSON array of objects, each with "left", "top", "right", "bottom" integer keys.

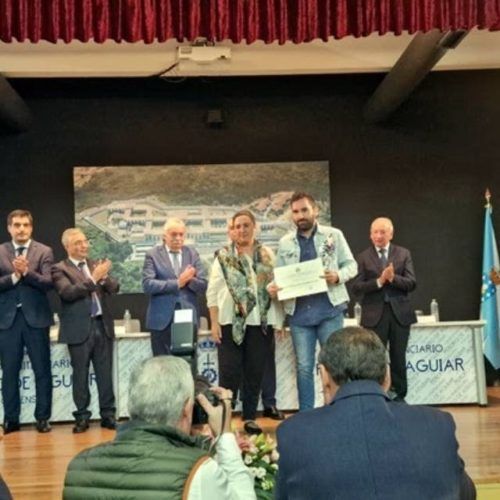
[
  {"left": 52, "top": 227, "right": 119, "bottom": 433},
  {"left": 142, "top": 218, "right": 207, "bottom": 356},
  {"left": 276, "top": 327, "right": 476, "bottom": 500},
  {"left": 351, "top": 217, "right": 417, "bottom": 401},
  {"left": 0, "top": 209, "right": 53, "bottom": 434}
]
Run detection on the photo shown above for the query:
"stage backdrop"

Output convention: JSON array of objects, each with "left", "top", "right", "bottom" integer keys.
[{"left": 74, "top": 162, "right": 331, "bottom": 293}]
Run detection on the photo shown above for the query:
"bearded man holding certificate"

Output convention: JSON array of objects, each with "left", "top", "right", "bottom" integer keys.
[{"left": 269, "top": 192, "right": 357, "bottom": 411}]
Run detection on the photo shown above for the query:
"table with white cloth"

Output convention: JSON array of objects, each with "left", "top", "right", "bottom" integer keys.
[{"left": 0, "top": 320, "right": 487, "bottom": 423}]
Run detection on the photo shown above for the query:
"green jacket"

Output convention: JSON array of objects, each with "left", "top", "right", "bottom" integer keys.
[{"left": 63, "top": 420, "right": 212, "bottom": 500}]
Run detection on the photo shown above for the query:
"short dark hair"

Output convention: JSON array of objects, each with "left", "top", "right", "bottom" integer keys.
[
  {"left": 7, "top": 209, "right": 33, "bottom": 226},
  {"left": 290, "top": 192, "right": 317, "bottom": 208},
  {"left": 232, "top": 209, "right": 256, "bottom": 226},
  {"left": 318, "top": 327, "right": 387, "bottom": 386}
]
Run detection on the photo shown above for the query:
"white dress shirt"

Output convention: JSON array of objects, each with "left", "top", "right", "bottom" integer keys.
[
  {"left": 188, "top": 433, "right": 256, "bottom": 500},
  {"left": 165, "top": 244, "right": 183, "bottom": 268}
]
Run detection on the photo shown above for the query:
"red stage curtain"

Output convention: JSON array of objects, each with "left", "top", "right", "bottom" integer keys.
[{"left": 0, "top": 0, "right": 499, "bottom": 44}]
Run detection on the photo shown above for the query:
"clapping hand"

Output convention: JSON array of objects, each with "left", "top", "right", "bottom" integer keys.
[
  {"left": 12, "top": 255, "right": 29, "bottom": 277},
  {"left": 92, "top": 259, "right": 112, "bottom": 282},
  {"left": 178, "top": 265, "right": 196, "bottom": 288},
  {"left": 379, "top": 263, "right": 394, "bottom": 284}
]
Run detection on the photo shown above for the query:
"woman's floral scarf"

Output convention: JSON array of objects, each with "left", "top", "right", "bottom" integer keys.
[{"left": 217, "top": 241, "right": 274, "bottom": 345}]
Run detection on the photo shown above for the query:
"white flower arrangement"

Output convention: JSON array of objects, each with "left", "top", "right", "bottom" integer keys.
[{"left": 238, "top": 433, "right": 279, "bottom": 498}]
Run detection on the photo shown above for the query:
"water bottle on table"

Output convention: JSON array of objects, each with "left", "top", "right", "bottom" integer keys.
[
  {"left": 430, "top": 299, "right": 439, "bottom": 322},
  {"left": 354, "top": 302, "right": 362, "bottom": 325},
  {"left": 123, "top": 309, "right": 132, "bottom": 333}
]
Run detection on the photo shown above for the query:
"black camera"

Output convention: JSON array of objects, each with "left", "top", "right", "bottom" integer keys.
[{"left": 192, "top": 375, "right": 220, "bottom": 425}]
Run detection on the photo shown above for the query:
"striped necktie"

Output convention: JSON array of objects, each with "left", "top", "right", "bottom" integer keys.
[
  {"left": 171, "top": 251, "right": 181, "bottom": 276},
  {"left": 77, "top": 261, "right": 100, "bottom": 316}
]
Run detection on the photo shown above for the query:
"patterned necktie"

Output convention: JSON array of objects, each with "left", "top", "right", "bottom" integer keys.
[
  {"left": 171, "top": 251, "right": 181, "bottom": 276},
  {"left": 379, "top": 248, "right": 390, "bottom": 302},
  {"left": 379, "top": 248, "right": 387, "bottom": 267},
  {"left": 78, "top": 261, "right": 99, "bottom": 316},
  {"left": 16, "top": 246, "right": 26, "bottom": 256}
]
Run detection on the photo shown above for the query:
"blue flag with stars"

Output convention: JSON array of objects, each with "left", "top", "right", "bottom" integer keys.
[{"left": 480, "top": 201, "right": 500, "bottom": 369}]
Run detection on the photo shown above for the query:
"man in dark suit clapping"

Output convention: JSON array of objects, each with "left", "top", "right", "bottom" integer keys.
[
  {"left": 351, "top": 217, "right": 417, "bottom": 402},
  {"left": 52, "top": 228, "right": 119, "bottom": 433},
  {"left": 0, "top": 209, "right": 54, "bottom": 434}
]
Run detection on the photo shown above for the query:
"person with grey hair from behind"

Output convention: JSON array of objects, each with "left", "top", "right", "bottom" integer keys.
[
  {"left": 63, "top": 356, "right": 256, "bottom": 500},
  {"left": 276, "top": 327, "right": 476, "bottom": 500}
]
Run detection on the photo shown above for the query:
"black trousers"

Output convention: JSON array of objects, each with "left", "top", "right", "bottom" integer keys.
[
  {"left": 68, "top": 317, "right": 115, "bottom": 420},
  {"left": 150, "top": 325, "right": 172, "bottom": 356},
  {"left": 372, "top": 303, "right": 410, "bottom": 398},
  {"left": 260, "top": 333, "right": 277, "bottom": 408},
  {"left": 0, "top": 309, "right": 52, "bottom": 422},
  {"left": 218, "top": 324, "right": 273, "bottom": 420}
]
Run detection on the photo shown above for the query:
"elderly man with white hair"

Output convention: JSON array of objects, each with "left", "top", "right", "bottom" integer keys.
[
  {"left": 142, "top": 218, "right": 207, "bottom": 356},
  {"left": 351, "top": 217, "right": 417, "bottom": 402},
  {"left": 63, "top": 356, "right": 256, "bottom": 500},
  {"left": 52, "top": 227, "right": 119, "bottom": 433}
]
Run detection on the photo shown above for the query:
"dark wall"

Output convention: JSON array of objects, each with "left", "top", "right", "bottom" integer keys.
[{"left": 1, "top": 71, "right": 499, "bottom": 326}]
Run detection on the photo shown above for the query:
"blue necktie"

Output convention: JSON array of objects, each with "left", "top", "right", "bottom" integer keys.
[{"left": 78, "top": 262, "right": 100, "bottom": 317}]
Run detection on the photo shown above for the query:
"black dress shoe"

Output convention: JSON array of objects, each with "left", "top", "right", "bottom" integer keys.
[
  {"left": 101, "top": 417, "right": 117, "bottom": 430},
  {"left": 73, "top": 419, "right": 89, "bottom": 434},
  {"left": 3, "top": 421, "right": 20, "bottom": 434},
  {"left": 36, "top": 419, "right": 51, "bottom": 433},
  {"left": 243, "top": 420, "right": 262, "bottom": 435},
  {"left": 262, "top": 406, "right": 285, "bottom": 420}
]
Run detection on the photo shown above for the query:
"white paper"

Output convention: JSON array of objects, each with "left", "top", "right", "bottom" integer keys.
[
  {"left": 416, "top": 315, "right": 437, "bottom": 324},
  {"left": 274, "top": 258, "right": 328, "bottom": 301},
  {"left": 174, "top": 309, "right": 194, "bottom": 323}
]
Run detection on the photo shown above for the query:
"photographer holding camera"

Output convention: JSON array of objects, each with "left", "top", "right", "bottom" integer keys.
[{"left": 63, "top": 356, "right": 256, "bottom": 500}]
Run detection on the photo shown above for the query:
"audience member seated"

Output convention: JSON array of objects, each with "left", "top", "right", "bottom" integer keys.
[
  {"left": 0, "top": 474, "right": 12, "bottom": 500},
  {"left": 276, "top": 326, "right": 476, "bottom": 500},
  {"left": 63, "top": 356, "right": 256, "bottom": 500}
]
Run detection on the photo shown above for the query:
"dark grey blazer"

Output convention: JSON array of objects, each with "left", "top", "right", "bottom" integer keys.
[
  {"left": 351, "top": 244, "right": 417, "bottom": 327},
  {"left": 0, "top": 240, "right": 54, "bottom": 329},
  {"left": 52, "top": 258, "right": 119, "bottom": 344}
]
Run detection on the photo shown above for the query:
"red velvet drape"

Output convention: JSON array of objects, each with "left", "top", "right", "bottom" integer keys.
[{"left": 0, "top": 1, "right": 499, "bottom": 44}]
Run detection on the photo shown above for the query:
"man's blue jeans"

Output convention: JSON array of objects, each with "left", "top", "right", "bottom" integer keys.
[{"left": 290, "top": 315, "right": 344, "bottom": 411}]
